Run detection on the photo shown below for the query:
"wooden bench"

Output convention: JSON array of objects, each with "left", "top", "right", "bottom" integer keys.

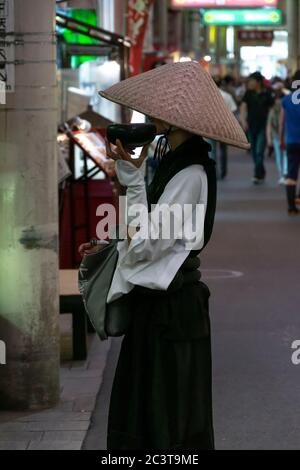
[{"left": 59, "top": 270, "right": 90, "bottom": 361}]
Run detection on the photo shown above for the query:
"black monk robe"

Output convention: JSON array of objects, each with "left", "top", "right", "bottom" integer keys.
[{"left": 107, "top": 135, "right": 217, "bottom": 450}]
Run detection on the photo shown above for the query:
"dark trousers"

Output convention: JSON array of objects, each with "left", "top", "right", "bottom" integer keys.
[
  {"left": 286, "top": 144, "right": 300, "bottom": 210},
  {"left": 248, "top": 128, "right": 267, "bottom": 180},
  {"left": 210, "top": 141, "right": 228, "bottom": 179},
  {"left": 287, "top": 143, "right": 300, "bottom": 182}
]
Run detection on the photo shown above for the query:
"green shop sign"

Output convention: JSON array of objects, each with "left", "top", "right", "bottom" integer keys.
[
  {"left": 59, "top": 9, "right": 98, "bottom": 68},
  {"left": 202, "top": 9, "right": 282, "bottom": 25}
]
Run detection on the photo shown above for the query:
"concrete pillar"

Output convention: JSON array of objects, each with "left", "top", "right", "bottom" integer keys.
[
  {"left": 287, "top": 0, "right": 299, "bottom": 72},
  {"left": 0, "top": 0, "right": 60, "bottom": 410}
]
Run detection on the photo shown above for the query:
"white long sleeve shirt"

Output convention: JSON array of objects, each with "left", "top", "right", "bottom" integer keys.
[{"left": 107, "top": 159, "right": 208, "bottom": 303}]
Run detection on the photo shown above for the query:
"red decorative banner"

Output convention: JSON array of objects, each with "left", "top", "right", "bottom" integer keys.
[{"left": 126, "top": 0, "right": 153, "bottom": 76}]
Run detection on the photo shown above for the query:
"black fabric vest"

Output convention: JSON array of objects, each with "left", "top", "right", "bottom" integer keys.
[{"left": 146, "top": 135, "right": 217, "bottom": 256}]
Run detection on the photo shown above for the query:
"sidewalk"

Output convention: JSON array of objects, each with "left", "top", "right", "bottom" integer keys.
[
  {"left": 0, "top": 333, "right": 111, "bottom": 450},
  {"left": 204, "top": 150, "right": 300, "bottom": 449}
]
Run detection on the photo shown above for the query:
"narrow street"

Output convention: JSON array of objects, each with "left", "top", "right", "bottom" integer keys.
[{"left": 84, "top": 149, "right": 300, "bottom": 451}]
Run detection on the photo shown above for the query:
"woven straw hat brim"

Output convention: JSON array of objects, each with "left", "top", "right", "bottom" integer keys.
[{"left": 99, "top": 62, "right": 250, "bottom": 150}]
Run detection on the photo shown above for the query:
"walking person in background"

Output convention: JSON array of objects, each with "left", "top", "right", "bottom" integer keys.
[
  {"left": 240, "top": 72, "right": 274, "bottom": 184},
  {"left": 235, "top": 77, "right": 247, "bottom": 105},
  {"left": 210, "top": 78, "right": 238, "bottom": 180},
  {"left": 267, "top": 82, "right": 289, "bottom": 185},
  {"left": 280, "top": 70, "right": 300, "bottom": 215},
  {"left": 222, "top": 75, "right": 238, "bottom": 104}
]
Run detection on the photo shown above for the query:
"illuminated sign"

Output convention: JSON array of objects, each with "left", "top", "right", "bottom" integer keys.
[
  {"left": 203, "top": 9, "right": 282, "bottom": 25},
  {"left": 238, "top": 30, "right": 274, "bottom": 41},
  {"left": 172, "top": 0, "right": 277, "bottom": 7},
  {"left": 238, "top": 30, "right": 274, "bottom": 46}
]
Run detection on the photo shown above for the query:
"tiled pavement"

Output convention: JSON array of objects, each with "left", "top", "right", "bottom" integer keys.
[{"left": 0, "top": 335, "right": 111, "bottom": 450}]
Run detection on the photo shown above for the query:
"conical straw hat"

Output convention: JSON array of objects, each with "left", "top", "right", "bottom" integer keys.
[{"left": 99, "top": 61, "right": 250, "bottom": 150}]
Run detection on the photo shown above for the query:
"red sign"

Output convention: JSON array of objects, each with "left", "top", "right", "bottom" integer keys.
[
  {"left": 126, "top": 0, "right": 153, "bottom": 77},
  {"left": 172, "top": 0, "right": 277, "bottom": 7}
]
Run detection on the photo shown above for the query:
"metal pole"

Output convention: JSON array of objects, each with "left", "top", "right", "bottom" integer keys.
[{"left": 0, "top": 0, "right": 60, "bottom": 410}]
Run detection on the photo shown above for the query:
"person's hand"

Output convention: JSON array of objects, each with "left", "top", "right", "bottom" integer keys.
[
  {"left": 78, "top": 242, "right": 106, "bottom": 258},
  {"left": 105, "top": 138, "right": 149, "bottom": 169},
  {"left": 104, "top": 159, "right": 116, "bottom": 178}
]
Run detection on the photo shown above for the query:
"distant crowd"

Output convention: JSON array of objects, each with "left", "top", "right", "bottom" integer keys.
[{"left": 211, "top": 71, "right": 300, "bottom": 216}]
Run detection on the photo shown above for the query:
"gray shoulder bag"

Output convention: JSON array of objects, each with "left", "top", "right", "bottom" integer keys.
[{"left": 78, "top": 239, "right": 132, "bottom": 341}]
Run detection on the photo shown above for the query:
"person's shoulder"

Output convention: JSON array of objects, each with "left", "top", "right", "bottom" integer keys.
[
  {"left": 263, "top": 88, "right": 272, "bottom": 94},
  {"left": 161, "top": 164, "right": 207, "bottom": 204},
  {"left": 261, "top": 89, "right": 274, "bottom": 106},
  {"left": 263, "top": 88, "right": 273, "bottom": 98},
  {"left": 220, "top": 89, "right": 230, "bottom": 99},
  {"left": 281, "top": 93, "right": 291, "bottom": 107},
  {"left": 175, "top": 164, "right": 206, "bottom": 180},
  {"left": 242, "top": 90, "right": 251, "bottom": 101}
]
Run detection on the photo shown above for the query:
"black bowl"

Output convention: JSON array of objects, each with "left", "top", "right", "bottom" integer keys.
[{"left": 106, "top": 123, "right": 157, "bottom": 148}]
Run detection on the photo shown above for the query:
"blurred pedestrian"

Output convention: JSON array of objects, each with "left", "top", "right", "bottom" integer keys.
[
  {"left": 222, "top": 74, "right": 237, "bottom": 103},
  {"left": 240, "top": 72, "right": 274, "bottom": 184},
  {"left": 280, "top": 70, "right": 300, "bottom": 215},
  {"left": 267, "top": 82, "right": 289, "bottom": 185},
  {"left": 210, "top": 78, "right": 238, "bottom": 179},
  {"left": 235, "top": 77, "right": 247, "bottom": 105}
]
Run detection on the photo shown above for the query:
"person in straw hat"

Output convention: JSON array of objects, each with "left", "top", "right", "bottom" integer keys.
[{"left": 95, "top": 62, "right": 249, "bottom": 450}]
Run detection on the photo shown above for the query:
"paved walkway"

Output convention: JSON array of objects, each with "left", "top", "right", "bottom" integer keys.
[
  {"left": 205, "top": 150, "right": 300, "bottom": 450},
  {"left": 0, "top": 335, "right": 111, "bottom": 450},
  {"left": 84, "top": 149, "right": 300, "bottom": 450}
]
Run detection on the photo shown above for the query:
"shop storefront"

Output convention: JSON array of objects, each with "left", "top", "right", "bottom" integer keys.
[{"left": 240, "top": 29, "right": 288, "bottom": 78}]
